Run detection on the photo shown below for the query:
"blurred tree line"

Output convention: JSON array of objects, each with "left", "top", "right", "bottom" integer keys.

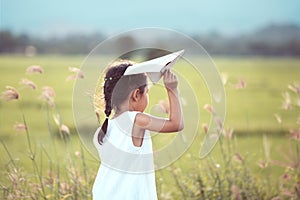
[
  {"left": 0, "top": 24, "right": 300, "bottom": 56},
  {"left": 0, "top": 31, "right": 105, "bottom": 55},
  {"left": 193, "top": 24, "right": 300, "bottom": 56}
]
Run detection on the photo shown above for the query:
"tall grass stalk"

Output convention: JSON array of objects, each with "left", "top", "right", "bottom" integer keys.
[
  {"left": 23, "top": 114, "right": 47, "bottom": 200},
  {"left": 0, "top": 139, "right": 16, "bottom": 169}
]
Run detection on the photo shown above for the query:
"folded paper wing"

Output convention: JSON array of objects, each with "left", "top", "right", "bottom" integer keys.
[{"left": 123, "top": 49, "right": 185, "bottom": 83}]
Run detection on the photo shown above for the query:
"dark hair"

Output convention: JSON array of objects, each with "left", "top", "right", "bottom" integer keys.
[{"left": 97, "top": 61, "right": 147, "bottom": 144}]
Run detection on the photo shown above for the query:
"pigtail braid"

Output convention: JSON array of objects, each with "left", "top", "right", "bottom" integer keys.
[
  {"left": 96, "top": 60, "right": 147, "bottom": 145},
  {"left": 97, "top": 84, "right": 113, "bottom": 144},
  {"left": 97, "top": 61, "right": 132, "bottom": 144}
]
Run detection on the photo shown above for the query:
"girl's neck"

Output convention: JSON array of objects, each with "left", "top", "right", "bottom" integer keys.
[{"left": 113, "top": 106, "right": 134, "bottom": 119}]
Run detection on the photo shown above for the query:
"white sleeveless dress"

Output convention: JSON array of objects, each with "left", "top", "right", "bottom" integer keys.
[{"left": 92, "top": 111, "right": 157, "bottom": 200}]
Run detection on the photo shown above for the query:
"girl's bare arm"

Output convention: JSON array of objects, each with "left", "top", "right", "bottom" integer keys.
[{"left": 135, "top": 70, "right": 184, "bottom": 133}]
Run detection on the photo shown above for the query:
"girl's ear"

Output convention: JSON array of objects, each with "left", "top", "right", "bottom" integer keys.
[{"left": 131, "top": 89, "right": 140, "bottom": 102}]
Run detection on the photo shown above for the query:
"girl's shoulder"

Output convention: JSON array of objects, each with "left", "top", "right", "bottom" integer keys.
[
  {"left": 134, "top": 112, "right": 152, "bottom": 127},
  {"left": 111, "top": 110, "right": 141, "bottom": 121},
  {"left": 109, "top": 111, "right": 143, "bottom": 131}
]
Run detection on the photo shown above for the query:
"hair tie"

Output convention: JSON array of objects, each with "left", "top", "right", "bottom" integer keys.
[{"left": 104, "top": 77, "right": 113, "bottom": 81}]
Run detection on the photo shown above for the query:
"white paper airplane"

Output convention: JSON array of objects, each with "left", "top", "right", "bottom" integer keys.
[{"left": 123, "top": 49, "right": 185, "bottom": 83}]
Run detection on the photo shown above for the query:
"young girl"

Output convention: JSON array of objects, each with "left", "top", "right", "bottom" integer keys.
[{"left": 93, "top": 60, "right": 184, "bottom": 200}]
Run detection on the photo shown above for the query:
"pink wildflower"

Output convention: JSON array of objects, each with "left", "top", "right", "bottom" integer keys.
[
  {"left": 281, "top": 173, "right": 291, "bottom": 180},
  {"left": 223, "top": 127, "right": 234, "bottom": 140},
  {"left": 202, "top": 123, "right": 208, "bottom": 134},
  {"left": 1, "top": 86, "right": 19, "bottom": 101},
  {"left": 26, "top": 65, "right": 43, "bottom": 74},
  {"left": 231, "top": 185, "right": 241, "bottom": 200},
  {"left": 14, "top": 122, "right": 27, "bottom": 132},
  {"left": 215, "top": 117, "right": 223, "bottom": 129},
  {"left": 60, "top": 124, "right": 70, "bottom": 135},
  {"left": 203, "top": 104, "right": 214, "bottom": 114},
  {"left": 59, "top": 182, "right": 70, "bottom": 194},
  {"left": 257, "top": 159, "right": 268, "bottom": 169},
  {"left": 233, "top": 153, "right": 244, "bottom": 163},
  {"left": 43, "top": 86, "right": 55, "bottom": 98},
  {"left": 288, "top": 82, "right": 300, "bottom": 94},
  {"left": 290, "top": 129, "right": 300, "bottom": 141},
  {"left": 234, "top": 78, "right": 247, "bottom": 89},
  {"left": 66, "top": 67, "right": 84, "bottom": 81},
  {"left": 39, "top": 86, "right": 56, "bottom": 107},
  {"left": 19, "top": 78, "right": 37, "bottom": 90},
  {"left": 281, "top": 188, "right": 294, "bottom": 197}
]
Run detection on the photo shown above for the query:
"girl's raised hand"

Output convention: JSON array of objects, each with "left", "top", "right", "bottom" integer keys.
[
  {"left": 163, "top": 70, "right": 178, "bottom": 90},
  {"left": 135, "top": 69, "right": 183, "bottom": 133}
]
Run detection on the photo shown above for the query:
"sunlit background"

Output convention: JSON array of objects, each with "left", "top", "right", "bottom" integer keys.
[
  {"left": 1, "top": 0, "right": 300, "bottom": 199},
  {"left": 1, "top": 0, "right": 300, "bottom": 55}
]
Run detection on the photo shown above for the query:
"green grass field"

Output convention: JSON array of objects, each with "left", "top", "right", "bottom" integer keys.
[{"left": 0, "top": 55, "right": 299, "bottom": 199}]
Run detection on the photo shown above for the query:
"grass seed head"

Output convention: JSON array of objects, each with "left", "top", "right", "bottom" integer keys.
[
  {"left": 19, "top": 78, "right": 37, "bottom": 90},
  {"left": 288, "top": 82, "right": 300, "bottom": 94},
  {"left": 234, "top": 78, "right": 247, "bottom": 89},
  {"left": 26, "top": 65, "right": 43, "bottom": 74},
  {"left": 1, "top": 86, "right": 19, "bottom": 101},
  {"left": 203, "top": 104, "right": 214, "bottom": 114},
  {"left": 60, "top": 124, "right": 70, "bottom": 135},
  {"left": 202, "top": 123, "right": 208, "bottom": 134},
  {"left": 39, "top": 86, "right": 56, "bottom": 107},
  {"left": 14, "top": 122, "right": 27, "bottom": 132},
  {"left": 289, "top": 129, "right": 300, "bottom": 141},
  {"left": 66, "top": 67, "right": 84, "bottom": 81}
]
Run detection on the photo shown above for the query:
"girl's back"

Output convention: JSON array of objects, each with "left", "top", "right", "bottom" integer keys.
[{"left": 93, "top": 111, "right": 157, "bottom": 200}]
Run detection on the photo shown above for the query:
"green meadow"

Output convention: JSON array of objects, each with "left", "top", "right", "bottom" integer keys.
[{"left": 0, "top": 55, "right": 299, "bottom": 199}]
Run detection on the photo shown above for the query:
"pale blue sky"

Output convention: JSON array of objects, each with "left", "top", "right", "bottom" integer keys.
[{"left": 1, "top": 0, "right": 300, "bottom": 37}]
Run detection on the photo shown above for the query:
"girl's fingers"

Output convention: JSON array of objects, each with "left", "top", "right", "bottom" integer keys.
[
  {"left": 170, "top": 72, "right": 175, "bottom": 81},
  {"left": 164, "top": 69, "right": 170, "bottom": 80},
  {"left": 165, "top": 69, "right": 170, "bottom": 78},
  {"left": 164, "top": 70, "right": 177, "bottom": 82},
  {"left": 163, "top": 69, "right": 178, "bottom": 90}
]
